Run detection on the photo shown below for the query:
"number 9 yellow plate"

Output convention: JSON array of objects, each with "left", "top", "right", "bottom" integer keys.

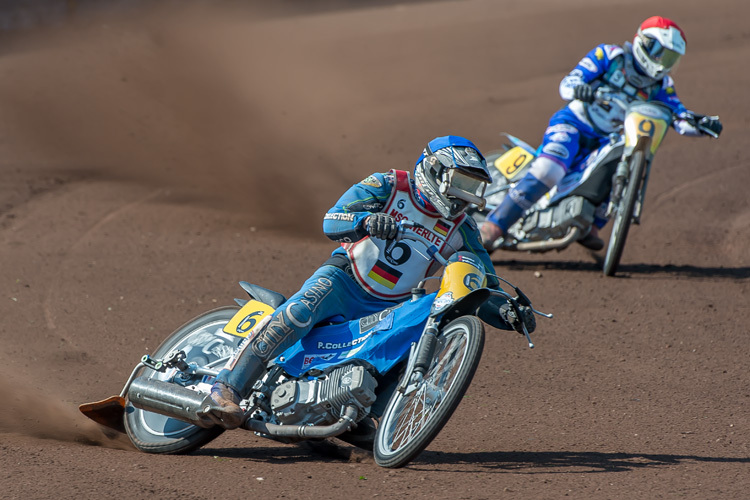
[{"left": 493, "top": 147, "right": 535, "bottom": 180}]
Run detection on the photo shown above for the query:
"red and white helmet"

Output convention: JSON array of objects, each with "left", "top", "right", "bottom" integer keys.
[{"left": 632, "top": 16, "right": 686, "bottom": 80}]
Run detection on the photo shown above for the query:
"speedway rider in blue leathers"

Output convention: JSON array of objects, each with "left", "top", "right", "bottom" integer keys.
[
  {"left": 480, "top": 16, "right": 723, "bottom": 250},
  {"left": 206, "top": 136, "right": 535, "bottom": 429}
]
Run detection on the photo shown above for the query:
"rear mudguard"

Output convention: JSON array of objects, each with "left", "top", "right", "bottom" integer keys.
[{"left": 238, "top": 281, "right": 287, "bottom": 308}]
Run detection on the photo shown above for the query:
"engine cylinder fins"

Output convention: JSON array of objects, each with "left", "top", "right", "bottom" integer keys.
[{"left": 269, "top": 365, "right": 378, "bottom": 426}]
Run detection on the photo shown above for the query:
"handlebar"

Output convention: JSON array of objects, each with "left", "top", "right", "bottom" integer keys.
[
  {"left": 390, "top": 222, "right": 552, "bottom": 318},
  {"left": 594, "top": 88, "right": 720, "bottom": 138},
  {"left": 368, "top": 219, "right": 550, "bottom": 348},
  {"left": 395, "top": 221, "right": 450, "bottom": 266},
  {"left": 364, "top": 218, "right": 450, "bottom": 266},
  {"left": 398, "top": 220, "right": 552, "bottom": 319},
  {"left": 678, "top": 111, "right": 722, "bottom": 138},
  {"left": 594, "top": 89, "right": 629, "bottom": 112}
]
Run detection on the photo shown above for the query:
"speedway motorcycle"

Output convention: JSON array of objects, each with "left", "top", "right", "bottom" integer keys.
[
  {"left": 80, "top": 221, "right": 550, "bottom": 468},
  {"left": 471, "top": 91, "right": 720, "bottom": 276}
]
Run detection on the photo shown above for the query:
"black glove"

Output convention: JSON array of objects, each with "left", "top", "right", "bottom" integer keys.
[
  {"left": 366, "top": 213, "right": 399, "bottom": 240},
  {"left": 500, "top": 303, "right": 536, "bottom": 334},
  {"left": 699, "top": 116, "right": 722, "bottom": 138},
  {"left": 573, "top": 83, "right": 595, "bottom": 103}
]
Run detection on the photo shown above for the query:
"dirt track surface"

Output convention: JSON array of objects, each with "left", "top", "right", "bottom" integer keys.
[{"left": 1, "top": 1, "right": 748, "bottom": 498}]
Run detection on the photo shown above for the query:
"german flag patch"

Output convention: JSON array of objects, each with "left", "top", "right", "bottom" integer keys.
[
  {"left": 433, "top": 220, "right": 451, "bottom": 237},
  {"left": 368, "top": 260, "right": 403, "bottom": 289}
]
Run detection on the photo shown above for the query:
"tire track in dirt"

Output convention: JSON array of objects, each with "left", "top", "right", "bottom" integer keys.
[
  {"left": 649, "top": 164, "right": 743, "bottom": 212},
  {"left": 41, "top": 188, "right": 164, "bottom": 333},
  {"left": 2, "top": 1, "right": 749, "bottom": 498}
]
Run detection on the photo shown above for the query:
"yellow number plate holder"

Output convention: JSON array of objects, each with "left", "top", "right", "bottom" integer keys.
[
  {"left": 223, "top": 300, "right": 275, "bottom": 338},
  {"left": 493, "top": 146, "right": 535, "bottom": 181}
]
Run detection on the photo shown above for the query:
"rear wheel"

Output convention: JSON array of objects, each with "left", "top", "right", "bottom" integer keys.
[
  {"left": 603, "top": 143, "right": 648, "bottom": 277},
  {"left": 125, "top": 307, "right": 242, "bottom": 454},
  {"left": 373, "top": 316, "right": 484, "bottom": 468}
]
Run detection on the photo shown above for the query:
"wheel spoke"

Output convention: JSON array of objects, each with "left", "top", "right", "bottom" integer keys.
[
  {"left": 385, "top": 331, "right": 468, "bottom": 452},
  {"left": 374, "top": 316, "right": 484, "bottom": 468},
  {"left": 391, "top": 386, "right": 428, "bottom": 448}
]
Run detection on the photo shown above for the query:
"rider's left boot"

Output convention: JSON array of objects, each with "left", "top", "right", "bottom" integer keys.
[
  {"left": 480, "top": 168, "right": 554, "bottom": 251},
  {"left": 479, "top": 221, "right": 504, "bottom": 251},
  {"left": 578, "top": 226, "right": 604, "bottom": 251},
  {"left": 205, "top": 345, "right": 269, "bottom": 429},
  {"left": 206, "top": 382, "right": 244, "bottom": 429}
]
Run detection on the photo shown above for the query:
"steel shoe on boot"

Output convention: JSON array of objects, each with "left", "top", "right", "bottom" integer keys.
[{"left": 206, "top": 382, "right": 244, "bottom": 429}]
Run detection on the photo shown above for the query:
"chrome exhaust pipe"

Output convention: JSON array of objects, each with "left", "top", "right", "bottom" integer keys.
[
  {"left": 128, "top": 377, "right": 216, "bottom": 428},
  {"left": 243, "top": 405, "right": 358, "bottom": 439},
  {"left": 515, "top": 227, "right": 581, "bottom": 252}
]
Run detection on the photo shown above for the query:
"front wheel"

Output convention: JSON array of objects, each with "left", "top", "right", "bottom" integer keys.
[
  {"left": 603, "top": 142, "right": 648, "bottom": 276},
  {"left": 373, "top": 316, "right": 485, "bottom": 468},
  {"left": 125, "top": 306, "right": 242, "bottom": 454}
]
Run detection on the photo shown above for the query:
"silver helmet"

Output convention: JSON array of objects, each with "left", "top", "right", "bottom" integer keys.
[{"left": 414, "top": 136, "right": 491, "bottom": 220}]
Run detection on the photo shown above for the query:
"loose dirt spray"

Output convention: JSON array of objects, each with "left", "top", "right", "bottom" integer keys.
[{"left": 0, "top": 371, "right": 133, "bottom": 450}]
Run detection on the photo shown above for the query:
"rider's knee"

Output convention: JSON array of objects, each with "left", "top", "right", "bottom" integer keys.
[{"left": 528, "top": 156, "right": 566, "bottom": 188}]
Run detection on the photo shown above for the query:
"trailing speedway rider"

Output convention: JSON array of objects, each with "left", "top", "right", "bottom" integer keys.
[
  {"left": 479, "top": 16, "right": 723, "bottom": 251},
  {"left": 205, "top": 136, "right": 537, "bottom": 429}
]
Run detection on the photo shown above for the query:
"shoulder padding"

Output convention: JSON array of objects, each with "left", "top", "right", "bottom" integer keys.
[{"left": 607, "top": 44, "right": 624, "bottom": 58}]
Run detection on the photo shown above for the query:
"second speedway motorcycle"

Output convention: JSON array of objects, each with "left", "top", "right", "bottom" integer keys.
[
  {"left": 80, "top": 222, "right": 550, "bottom": 468},
  {"left": 471, "top": 91, "right": 720, "bottom": 276}
]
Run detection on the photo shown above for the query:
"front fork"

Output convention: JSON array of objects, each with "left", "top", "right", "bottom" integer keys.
[
  {"left": 396, "top": 290, "right": 549, "bottom": 395},
  {"left": 396, "top": 319, "right": 440, "bottom": 394},
  {"left": 606, "top": 157, "right": 651, "bottom": 223}
]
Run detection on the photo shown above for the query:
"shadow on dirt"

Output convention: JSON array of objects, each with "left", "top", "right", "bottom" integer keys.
[
  {"left": 492, "top": 258, "right": 750, "bottom": 280},
  {"left": 194, "top": 441, "right": 372, "bottom": 464},
  {"left": 409, "top": 449, "right": 750, "bottom": 473},
  {"left": 194, "top": 445, "right": 750, "bottom": 472}
]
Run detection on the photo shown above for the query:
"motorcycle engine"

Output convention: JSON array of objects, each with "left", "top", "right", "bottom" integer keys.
[
  {"left": 519, "top": 195, "right": 595, "bottom": 241},
  {"left": 270, "top": 365, "right": 378, "bottom": 426}
]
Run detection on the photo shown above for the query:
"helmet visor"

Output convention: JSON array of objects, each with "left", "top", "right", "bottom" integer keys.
[
  {"left": 643, "top": 36, "right": 682, "bottom": 70},
  {"left": 441, "top": 169, "right": 487, "bottom": 210},
  {"left": 450, "top": 169, "right": 485, "bottom": 196}
]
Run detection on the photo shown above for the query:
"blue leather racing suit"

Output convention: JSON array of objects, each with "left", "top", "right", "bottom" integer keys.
[
  {"left": 215, "top": 169, "right": 498, "bottom": 396},
  {"left": 486, "top": 41, "right": 706, "bottom": 233}
]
